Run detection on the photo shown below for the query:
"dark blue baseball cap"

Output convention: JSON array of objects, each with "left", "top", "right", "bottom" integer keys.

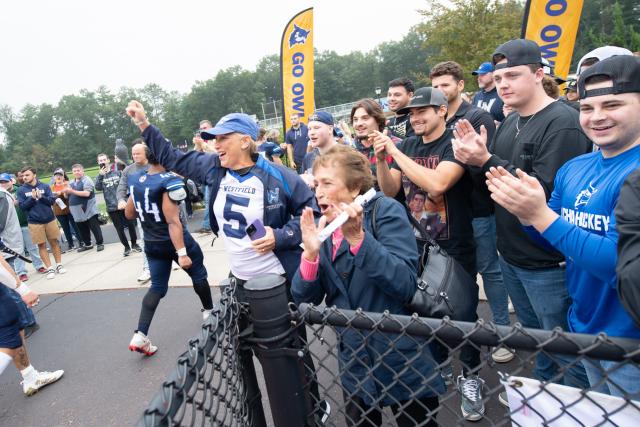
[
  {"left": 0, "top": 173, "right": 12, "bottom": 182},
  {"left": 472, "top": 62, "right": 494, "bottom": 75},
  {"left": 307, "top": 111, "right": 334, "bottom": 126},
  {"left": 201, "top": 113, "right": 259, "bottom": 141}
]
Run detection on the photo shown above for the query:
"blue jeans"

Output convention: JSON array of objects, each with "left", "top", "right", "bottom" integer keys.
[
  {"left": 472, "top": 216, "right": 509, "bottom": 326},
  {"left": 500, "top": 257, "right": 589, "bottom": 388},
  {"left": 584, "top": 359, "right": 640, "bottom": 398},
  {"left": 201, "top": 186, "right": 211, "bottom": 230},
  {"left": 14, "top": 226, "right": 45, "bottom": 275}
]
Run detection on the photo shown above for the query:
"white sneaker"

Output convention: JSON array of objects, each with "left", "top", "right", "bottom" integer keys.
[
  {"left": 128, "top": 331, "right": 158, "bottom": 356},
  {"left": 22, "top": 369, "right": 64, "bottom": 396},
  {"left": 201, "top": 308, "right": 214, "bottom": 321},
  {"left": 492, "top": 347, "right": 515, "bottom": 363},
  {"left": 56, "top": 265, "right": 67, "bottom": 274},
  {"left": 508, "top": 300, "right": 515, "bottom": 314},
  {"left": 137, "top": 270, "right": 151, "bottom": 283},
  {"left": 46, "top": 268, "right": 55, "bottom": 280}
]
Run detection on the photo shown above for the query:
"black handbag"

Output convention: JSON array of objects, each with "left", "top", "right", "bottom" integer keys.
[{"left": 371, "top": 198, "right": 477, "bottom": 320}]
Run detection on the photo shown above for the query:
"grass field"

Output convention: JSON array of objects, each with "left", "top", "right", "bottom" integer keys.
[{"left": 39, "top": 165, "right": 102, "bottom": 184}]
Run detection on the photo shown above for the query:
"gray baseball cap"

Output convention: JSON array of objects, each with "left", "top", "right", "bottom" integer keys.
[{"left": 397, "top": 87, "right": 448, "bottom": 115}]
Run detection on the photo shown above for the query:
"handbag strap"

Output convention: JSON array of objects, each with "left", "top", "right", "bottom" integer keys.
[
  {"left": 403, "top": 205, "right": 441, "bottom": 249},
  {"left": 370, "top": 197, "right": 382, "bottom": 239}
]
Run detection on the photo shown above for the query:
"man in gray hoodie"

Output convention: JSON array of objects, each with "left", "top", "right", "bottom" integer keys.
[
  {"left": 0, "top": 173, "right": 39, "bottom": 337},
  {"left": 95, "top": 153, "right": 140, "bottom": 256}
]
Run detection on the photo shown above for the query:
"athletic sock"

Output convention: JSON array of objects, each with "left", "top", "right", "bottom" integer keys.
[
  {"left": 0, "top": 352, "right": 11, "bottom": 376},
  {"left": 137, "top": 291, "right": 162, "bottom": 335},
  {"left": 20, "top": 365, "right": 37, "bottom": 383},
  {"left": 192, "top": 279, "right": 213, "bottom": 310}
]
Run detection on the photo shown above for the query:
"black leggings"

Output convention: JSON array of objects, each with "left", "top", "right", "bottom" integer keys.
[
  {"left": 344, "top": 394, "right": 439, "bottom": 427},
  {"left": 230, "top": 273, "right": 322, "bottom": 420},
  {"left": 108, "top": 211, "right": 137, "bottom": 249},
  {"left": 76, "top": 214, "right": 104, "bottom": 246}
]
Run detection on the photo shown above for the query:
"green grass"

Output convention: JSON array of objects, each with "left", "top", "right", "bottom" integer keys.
[{"left": 39, "top": 165, "right": 101, "bottom": 184}]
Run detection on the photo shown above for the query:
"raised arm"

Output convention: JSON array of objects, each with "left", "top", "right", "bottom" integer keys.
[{"left": 126, "top": 100, "right": 219, "bottom": 186}]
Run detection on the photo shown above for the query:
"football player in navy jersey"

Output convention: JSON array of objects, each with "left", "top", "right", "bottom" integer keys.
[{"left": 124, "top": 145, "right": 214, "bottom": 356}]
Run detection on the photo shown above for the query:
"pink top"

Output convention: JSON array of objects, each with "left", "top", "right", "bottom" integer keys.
[{"left": 299, "top": 228, "right": 364, "bottom": 281}]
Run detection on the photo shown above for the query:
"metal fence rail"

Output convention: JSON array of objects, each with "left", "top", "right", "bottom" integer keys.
[
  {"left": 296, "top": 304, "right": 640, "bottom": 426},
  {"left": 139, "top": 276, "right": 640, "bottom": 426}
]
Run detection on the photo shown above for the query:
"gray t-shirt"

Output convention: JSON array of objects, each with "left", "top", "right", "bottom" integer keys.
[{"left": 69, "top": 175, "right": 98, "bottom": 222}]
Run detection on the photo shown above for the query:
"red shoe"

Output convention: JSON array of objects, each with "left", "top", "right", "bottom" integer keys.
[
  {"left": 19, "top": 274, "right": 29, "bottom": 282},
  {"left": 37, "top": 267, "right": 48, "bottom": 274}
]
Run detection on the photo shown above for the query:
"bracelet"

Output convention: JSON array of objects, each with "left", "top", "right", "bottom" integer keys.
[
  {"left": 16, "top": 282, "right": 31, "bottom": 297},
  {"left": 176, "top": 248, "right": 187, "bottom": 257},
  {"left": 133, "top": 117, "right": 148, "bottom": 126}
]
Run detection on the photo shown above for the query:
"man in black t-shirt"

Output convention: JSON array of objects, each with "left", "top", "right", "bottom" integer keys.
[
  {"left": 452, "top": 39, "right": 592, "bottom": 391},
  {"left": 430, "top": 60, "right": 513, "bottom": 354},
  {"left": 374, "top": 87, "right": 485, "bottom": 422},
  {"left": 385, "top": 77, "right": 415, "bottom": 140}
]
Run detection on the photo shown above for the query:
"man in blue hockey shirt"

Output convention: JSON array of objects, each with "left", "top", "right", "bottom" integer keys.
[
  {"left": 125, "top": 145, "right": 214, "bottom": 356},
  {"left": 484, "top": 55, "right": 640, "bottom": 396}
]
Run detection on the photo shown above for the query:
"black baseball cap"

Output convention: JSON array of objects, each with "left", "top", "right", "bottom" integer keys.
[
  {"left": 397, "top": 87, "right": 448, "bottom": 115},
  {"left": 564, "top": 79, "right": 577, "bottom": 93},
  {"left": 578, "top": 55, "right": 640, "bottom": 100},
  {"left": 492, "top": 39, "right": 542, "bottom": 70}
]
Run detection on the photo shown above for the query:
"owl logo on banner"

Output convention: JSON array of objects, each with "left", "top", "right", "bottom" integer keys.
[{"left": 289, "top": 24, "right": 310, "bottom": 47}]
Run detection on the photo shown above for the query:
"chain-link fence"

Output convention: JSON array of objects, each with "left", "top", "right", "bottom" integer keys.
[
  {"left": 137, "top": 282, "right": 264, "bottom": 426},
  {"left": 139, "top": 276, "right": 640, "bottom": 426}
]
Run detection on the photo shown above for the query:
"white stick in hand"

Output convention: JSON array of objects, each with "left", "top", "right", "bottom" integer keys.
[{"left": 317, "top": 188, "right": 376, "bottom": 242}]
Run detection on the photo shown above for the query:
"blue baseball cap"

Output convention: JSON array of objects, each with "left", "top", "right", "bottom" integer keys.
[
  {"left": 471, "top": 62, "right": 494, "bottom": 75},
  {"left": 201, "top": 113, "right": 259, "bottom": 141},
  {"left": 307, "top": 111, "right": 334, "bottom": 126},
  {"left": 0, "top": 173, "right": 12, "bottom": 182}
]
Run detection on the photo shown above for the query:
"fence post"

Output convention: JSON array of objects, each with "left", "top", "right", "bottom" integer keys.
[
  {"left": 222, "top": 278, "right": 267, "bottom": 427},
  {"left": 244, "top": 274, "right": 311, "bottom": 427}
]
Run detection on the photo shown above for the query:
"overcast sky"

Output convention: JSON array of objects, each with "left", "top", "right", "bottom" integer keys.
[{"left": 0, "top": 0, "right": 427, "bottom": 112}]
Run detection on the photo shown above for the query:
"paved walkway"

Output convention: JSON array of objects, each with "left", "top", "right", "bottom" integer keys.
[{"left": 25, "top": 217, "right": 230, "bottom": 296}]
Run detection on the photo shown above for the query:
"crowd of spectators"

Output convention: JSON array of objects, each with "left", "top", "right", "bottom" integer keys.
[{"left": 2, "top": 37, "right": 639, "bottom": 426}]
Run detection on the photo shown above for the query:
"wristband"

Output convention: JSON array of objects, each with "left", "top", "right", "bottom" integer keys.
[
  {"left": 133, "top": 117, "right": 148, "bottom": 126},
  {"left": 176, "top": 248, "right": 187, "bottom": 257},
  {"left": 16, "top": 283, "right": 32, "bottom": 297}
]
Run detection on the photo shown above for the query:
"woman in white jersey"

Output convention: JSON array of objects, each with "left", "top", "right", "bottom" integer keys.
[
  {"left": 126, "top": 101, "right": 318, "bottom": 288},
  {"left": 126, "top": 100, "right": 327, "bottom": 419}
]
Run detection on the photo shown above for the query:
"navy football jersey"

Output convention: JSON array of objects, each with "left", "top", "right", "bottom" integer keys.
[{"left": 129, "top": 171, "right": 185, "bottom": 241}]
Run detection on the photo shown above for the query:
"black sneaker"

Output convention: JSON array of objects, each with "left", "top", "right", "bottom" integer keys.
[
  {"left": 96, "top": 244, "right": 104, "bottom": 252},
  {"left": 77, "top": 245, "right": 92, "bottom": 253},
  {"left": 123, "top": 248, "right": 131, "bottom": 257},
  {"left": 132, "top": 244, "right": 142, "bottom": 253},
  {"left": 457, "top": 374, "right": 485, "bottom": 421}
]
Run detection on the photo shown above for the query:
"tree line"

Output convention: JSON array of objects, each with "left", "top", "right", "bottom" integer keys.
[{"left": 0, "top": 0, "right": 637, "bottom": 174}]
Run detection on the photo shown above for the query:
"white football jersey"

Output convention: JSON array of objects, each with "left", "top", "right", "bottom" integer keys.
[{"left": 213, "top": 170, "right": 285, "bottom": 280}]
